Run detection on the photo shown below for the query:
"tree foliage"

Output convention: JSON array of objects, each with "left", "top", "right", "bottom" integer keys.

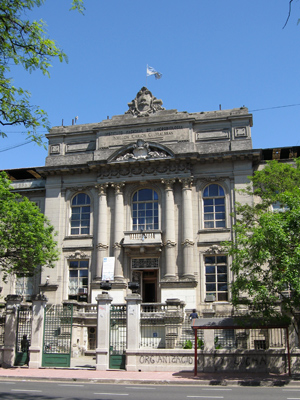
[
  {"left": 0, "top": 0, "right": 84, "bottom": 145},
  {"left": 0, "top": 171, "right": 59, "bottom": 281},
  {"left": 225, "top": 159, "right": 300, "bottom": 326}
]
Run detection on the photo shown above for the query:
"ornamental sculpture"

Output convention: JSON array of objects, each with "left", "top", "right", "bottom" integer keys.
[
  {"left": 125, "top": 87, "right": 165, "bottom": 117},
  {"left": 116, "top": 139, "right": 169, "bottom": 161}
]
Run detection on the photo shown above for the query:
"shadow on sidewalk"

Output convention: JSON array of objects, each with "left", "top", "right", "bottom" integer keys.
[{"left": 172, "top": 370, "right": 291, "bottom": 386}]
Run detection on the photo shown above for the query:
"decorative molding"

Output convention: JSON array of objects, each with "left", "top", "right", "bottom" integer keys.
[
  {"left": 97, "top": 243, "right": 109, "bottom": 250},
  {"left": 164, "top": 240, "right": 177, "bottom": 248},
  {"left": 114, "top": 242, "right": 122, "bottom": 249},
  {"left": 161, "top": 178, "right": 176, "bottom": 190},
  {"left": 204, "top": 244, "right": 224, "bottom": 254},
  {"left": 116, "top": 139, "right": 169, "bottom": 161},
  {"left": 125, "top": 87, "right": 165, "bottom": 117},
  {"left": 67, "top": 250, "right": 88, "bottom": 259},
  {"left": 97, "top": 160, "right": 192, "bottom": 180},
  {"left": 50, "top": 144, "right": 60, "bottom": 154},
  {"left": 95, "top": 183, "right": 108, "bottom": 195},
  {"left": 111, "top": 182, "right": 125, "bottom": 194},
  {"left": 179, "top": 177, "right": 193, "bottom": 189},
  {"left": 181, "top": 239, "right": 194, "bottom": 247}
]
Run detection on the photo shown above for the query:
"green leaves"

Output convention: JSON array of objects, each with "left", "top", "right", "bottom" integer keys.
[
  {"left": 0, "top": 171, "right": 59, "bottom": 281},
  {"left": 0, "top": 0, "right": 82, "bottom": 143},
  {"left": 224, "top": 158, "right": 300, "bottom": 324}
]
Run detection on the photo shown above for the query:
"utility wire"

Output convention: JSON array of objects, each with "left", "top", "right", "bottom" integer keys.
[
  {"left": 0, "top": 141, "right": 32, "bottom": 153},
  {"left": 249, "top": 103, "right": 300, "bottom": 112}
]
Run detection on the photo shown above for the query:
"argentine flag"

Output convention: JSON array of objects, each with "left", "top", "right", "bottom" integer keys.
[{"left": 147, "top": 65, "right": 162, "bottom": 80}]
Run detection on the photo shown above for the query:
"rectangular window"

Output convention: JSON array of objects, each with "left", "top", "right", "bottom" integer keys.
[
  {"left": 16, "top": 275, "right": 34, "bottom": 300},
  {"left": 205, "top": 255, "right": 228, "bottom": 301},
  {"left": 68, "top": 260, "right": 88, "bottom": 302}
]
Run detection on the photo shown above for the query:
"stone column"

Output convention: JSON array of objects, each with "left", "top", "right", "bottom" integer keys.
[
  {"left": 125, "top": 293, "right": 142, "bottom": 371},
  {"left": 95, "top": 292, "right": 113, "bottom": 370},
  {"left": 180, "top": 178, "right": 195, "bottom": 278},
  {"left": 29, "top": 294, "right": 47, "bottom": 369},
  {"left": 96, "top": 184, "right": 109, "bottom": 280},
  {"left": 162, "top": 179, "right": 176, "bottom": 280},
  {"left": 112, "top": 183, "right": 125, "bottom": 280},
  {"left": 3, "top": 295, "right": 22, "bottom": 368}
]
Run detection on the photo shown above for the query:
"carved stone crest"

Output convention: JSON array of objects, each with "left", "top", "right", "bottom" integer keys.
[
  {"left": 125, "top": 87, "right": 165, "bottom": 117},
  {"left": 116, "top": 139, "right": 169, "bottom": 161}
]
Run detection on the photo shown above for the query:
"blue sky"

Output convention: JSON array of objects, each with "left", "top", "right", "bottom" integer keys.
[{"left": 1, "top": 0, "right": 300, "bottom": 169}]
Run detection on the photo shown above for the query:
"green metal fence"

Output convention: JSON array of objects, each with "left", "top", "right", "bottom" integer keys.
[
  {"left": 109, "top": 304, "right": 126, "bottom": 369},
  {"left": 42, "top": 304, "right": 73, "bottom": 368},
  {"left": 15, "top": 306, "right": 32, "bottom": 366}
]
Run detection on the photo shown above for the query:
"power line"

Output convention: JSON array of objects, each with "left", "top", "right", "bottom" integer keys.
[
  {"left": 249, "top": 103, "right": 300, "bottom": 112},
  {"left": 0, "top": 141, "right": 32, "bottom": 153}
]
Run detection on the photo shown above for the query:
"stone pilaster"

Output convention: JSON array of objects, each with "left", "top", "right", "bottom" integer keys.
[
  {"left": 180, "top": 178, "right": 195, "bottom": 279},
  {"left": 29, "top": 294, "right": 47, "bottom": 369},
  {"left": 112, "top": 183, "right": 125, "bottom": 280},
  {"left": 125, "top": 293, "right": 142, "bottom": 371},
  {"left": 95, "top": 184, "right": 109, "bottom": 279},
  {"left": 162, "top": 179, "right": 176, "bottom": 280},
  {"left": 3, "top": 295, "right": 22, "bottom": 368},
  {"left": 95, "top": 293, "right": 113, "bottom": 370}
]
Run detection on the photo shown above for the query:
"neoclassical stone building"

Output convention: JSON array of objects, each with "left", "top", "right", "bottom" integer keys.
[{"left": 2, "top": 87, "right": 298, "bottom": 315}]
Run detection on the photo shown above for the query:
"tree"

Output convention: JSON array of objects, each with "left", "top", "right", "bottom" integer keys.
[
  {"left": 0, "top": 0, "right": 84, "bottom": 145},
  {"left": 0, "top": 171, "right": 59, "bottom": 281},
  {"left": 225, "top": 158, "right": 300, "bottom": 329}
]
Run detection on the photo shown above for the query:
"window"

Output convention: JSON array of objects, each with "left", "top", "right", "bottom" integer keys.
[
  {"left": 203, "top": 184, "right": 225, "bottom": 228},
  {"left": 205, "top": 255, "right": 228, "bottom": 301},
  {"left": 16, "top": 275, "right": 34, "bottom": 299},
  {"left": 71, "top": 193, "right": 91, "bottom": 235},
  {"left": 68, "top": 260, "right": 88, "bottom": 302},
  {"left": 132, "top": 189, "right": 158, "bottom": 230}
]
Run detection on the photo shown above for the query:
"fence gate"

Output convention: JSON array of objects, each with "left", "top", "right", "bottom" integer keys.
[
  {"left": 15, "top": 307, "right": 32, "bottom": 366},
  {"left": 42, "top": 304, "right": 73, "bottom": 368},
  {"left": 109, "top": 304, "right": 126, "bottom": 369}
]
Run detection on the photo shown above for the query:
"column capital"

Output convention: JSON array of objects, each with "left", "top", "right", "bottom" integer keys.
[
  {"left": 179, "top": 177, "right": 193, "bottom": 189},
  {"left": 111, "top": 182, "right": 125, "bottom": 194},
  {"left": 95, "top": 183, "right": 109, "bottom": 195},
  {"left": 161, "top": 178, "right": 176, "bottom": 190}
]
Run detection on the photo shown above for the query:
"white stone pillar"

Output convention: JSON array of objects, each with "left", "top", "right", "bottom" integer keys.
[
  {"left": 162, "top": 179, "right": 176, "bottom": 279},
  {"left": 96, "top": 184, "right": 109, "bottom": 280},
  {"left": 29, "top": 294, "right": 47, "bottom": 369},
  {"left": 112, "top": 183, "right": 125, "bottom": 280},
  {"left": 95, "top": 293, "right": 113, "bottom": 370},
  {"left": 180, "top": 178, "right": 195, "bottom": 278},
  {"left": 3, "top": 295, "right": 22, "bottom": 368},
  {"left": 125, "top": 293, "right": 142, "bottom": 371}
]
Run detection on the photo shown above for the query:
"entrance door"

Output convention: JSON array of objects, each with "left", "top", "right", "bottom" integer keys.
[{"left": 142, "top": 270, "right": 157, "bottom": 303}]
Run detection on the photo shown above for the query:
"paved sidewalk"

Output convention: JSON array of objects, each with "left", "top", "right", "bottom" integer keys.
[{"left": 0, "top": 365, "right": 299, "bottom": 387}]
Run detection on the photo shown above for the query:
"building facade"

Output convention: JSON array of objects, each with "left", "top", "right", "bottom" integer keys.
[{"left": 2, "top": 87, "right": 298, "bottom": 321}]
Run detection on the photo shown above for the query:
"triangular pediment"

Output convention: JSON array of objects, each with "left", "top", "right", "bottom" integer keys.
[{"left": 108, "top": 139, "right": 174, "bottom": 163}]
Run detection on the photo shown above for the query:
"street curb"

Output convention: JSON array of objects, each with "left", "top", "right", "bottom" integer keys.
[{"left": 0, "top": 375, "right": 296, "bottom": 386}]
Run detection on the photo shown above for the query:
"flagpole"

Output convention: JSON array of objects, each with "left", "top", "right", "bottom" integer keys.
[{"left": 146, "top": 65, "right": 148, "bottom": 87}]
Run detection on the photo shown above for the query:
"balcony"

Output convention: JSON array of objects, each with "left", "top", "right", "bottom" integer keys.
[{"left": 123, "top": 230, "right": 162, "bottom": 250}]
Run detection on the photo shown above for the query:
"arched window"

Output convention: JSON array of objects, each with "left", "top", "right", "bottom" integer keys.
[
  {"left": 132, "top": 188, "right": 158, "bottom": 231},
  {"left": 203, "top": 184, "right": 225, "bottom": 228},
  {"left": 71, "top": 193, "right": 91, "bottom": 235}
]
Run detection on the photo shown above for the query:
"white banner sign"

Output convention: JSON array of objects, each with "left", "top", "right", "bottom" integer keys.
[{"left": 102, "top": 257, "right": 115, "bottom": 281}]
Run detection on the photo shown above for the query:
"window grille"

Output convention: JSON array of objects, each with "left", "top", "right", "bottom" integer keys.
[{"left": 132, "top": 258, "right": 159, "bottom": 269}]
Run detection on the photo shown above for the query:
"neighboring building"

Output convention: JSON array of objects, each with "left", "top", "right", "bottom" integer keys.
[{"left": 1, "top": 87, "right": 299, "bottom": 353}]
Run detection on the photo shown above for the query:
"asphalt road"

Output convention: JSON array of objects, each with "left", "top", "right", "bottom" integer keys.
[{"left": 0, "top": 381, "right": 300, "bottom": 400}]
